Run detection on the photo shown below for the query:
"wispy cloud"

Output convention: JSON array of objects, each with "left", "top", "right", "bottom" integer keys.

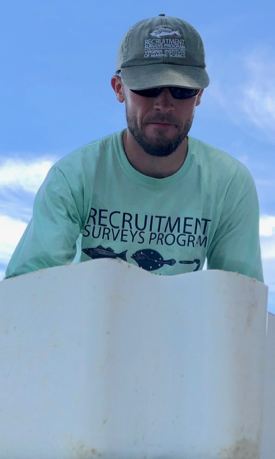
[
  {"left": 0, "top": 155, "right": 54, "bottom": 270},
  {"left": 261, "top": 228, "right": 275, "bottom": 312},
  {"left": 240, "top": 52, "right": 275, "bottom": 135},
  {"left": 260, "top": 215, "right": 275, "bottom": 238},
  {"left": 0, "top": 157, "right": 55, "bottom": 193},
  {"left": 0, "top": 215, "right": 27, "bottom": 265},
  {"left": 207, "top": 46, "right": 275, "bottom": 144}
]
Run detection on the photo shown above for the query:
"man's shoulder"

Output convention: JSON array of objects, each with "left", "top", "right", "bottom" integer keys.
[
  {"left": 190, "top": 136, "right": 253, "bottom": 181},
  {"left": 54, "top": 130, "right": 124, "bottom": 171}
]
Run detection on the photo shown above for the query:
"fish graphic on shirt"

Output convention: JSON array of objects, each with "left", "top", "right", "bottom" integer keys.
[
  {"left": 131, "top": 249, "right": 176, "bottom": 272},
  {"left": 82, "top": 245, "right": 127, "bottom": 262},
  {"left": 179, "top": 259, "right": 201, "bottom": 271}
]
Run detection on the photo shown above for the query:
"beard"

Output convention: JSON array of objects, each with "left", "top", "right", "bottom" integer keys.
[{"left": 126, "top": 106, "right": 194, "bottom": 157}]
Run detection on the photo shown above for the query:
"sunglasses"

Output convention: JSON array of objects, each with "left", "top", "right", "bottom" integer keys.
[{"left": 131, "top": 87, "right": 200, "bottom": 100}]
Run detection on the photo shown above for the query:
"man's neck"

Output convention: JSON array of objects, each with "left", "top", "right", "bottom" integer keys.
[{"left": 122, "top": 129, "right": 188, "bottom": 179}]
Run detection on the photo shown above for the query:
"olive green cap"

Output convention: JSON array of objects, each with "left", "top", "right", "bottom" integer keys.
[{"left": 116, "top": 14, "right": 210, "bottom": 90}]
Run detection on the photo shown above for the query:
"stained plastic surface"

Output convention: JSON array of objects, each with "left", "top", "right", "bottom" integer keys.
[{"left": 0, "top": 259, "right": 269, "bottom": 458}]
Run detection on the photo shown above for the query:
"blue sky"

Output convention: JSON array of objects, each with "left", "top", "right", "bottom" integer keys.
[{"left": 1, "top": 1, "right": 274, "bottom": 311}]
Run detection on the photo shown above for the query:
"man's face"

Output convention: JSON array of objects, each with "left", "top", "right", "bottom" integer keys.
[{"left": 121, "top": 83, "right": 203, "bottom": 157}]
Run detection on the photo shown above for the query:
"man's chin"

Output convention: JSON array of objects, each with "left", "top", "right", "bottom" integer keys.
[
  {"left": 144, "top": 123, "right": 177, "bottom": 138},
  {"left": 139, "top": 132, "right": 184, "bottom": 156},
  {"left": 127, "top": 119, "right": 187, "bottom": 157},
  {"left": 137, "top": 138, "right": 183, "bottom": 157}
]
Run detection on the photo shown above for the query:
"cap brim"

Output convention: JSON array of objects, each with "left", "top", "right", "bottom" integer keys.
[{"left": 120, "top": 63, "right": 210, "bottom": 90}]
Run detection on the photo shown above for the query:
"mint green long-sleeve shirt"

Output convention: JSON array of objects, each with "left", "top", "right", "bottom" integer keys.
[{"left": 5, "top": 131, "right": 263, "bottom": 282}]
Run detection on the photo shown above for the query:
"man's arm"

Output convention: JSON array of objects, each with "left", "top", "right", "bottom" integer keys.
[
  {"left": 207, "top": 175, "right": 263, "bottom": 282},
  {"left": 5, "top": 166, "right": 83, "bottom": 278}
]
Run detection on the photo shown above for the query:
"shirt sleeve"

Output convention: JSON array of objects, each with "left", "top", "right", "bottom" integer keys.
[
  {"left": 206, "top": 171, "right": 264, "bottom": 282},
  {"left": 5, "top": 166, "right": 83, "bottom": 278}
]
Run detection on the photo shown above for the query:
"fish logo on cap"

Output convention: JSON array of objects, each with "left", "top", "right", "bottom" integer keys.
[{"left": 150, "top": 26, "right": 181, "bottom": 38}]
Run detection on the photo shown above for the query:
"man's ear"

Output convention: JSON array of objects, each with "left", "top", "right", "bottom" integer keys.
[
  {"left": 195, "top": 89, "right": 204, "bottom": 107},
  {"left": 111, "top": 75, "right": 125, "bottom": 103}
]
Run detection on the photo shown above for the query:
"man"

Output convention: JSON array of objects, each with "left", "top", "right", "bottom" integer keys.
[{"left": 5, "top": 14, "right": 263, "bottom": 281}]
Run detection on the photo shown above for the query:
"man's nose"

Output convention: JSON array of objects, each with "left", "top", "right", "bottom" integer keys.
[{"left": 153, "top": 88, "right": 175, "bottom": 112}]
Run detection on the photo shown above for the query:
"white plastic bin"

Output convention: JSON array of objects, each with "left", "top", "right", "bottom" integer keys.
[{"left": 0, "top": 259, "right": 268, "bottom": 458}]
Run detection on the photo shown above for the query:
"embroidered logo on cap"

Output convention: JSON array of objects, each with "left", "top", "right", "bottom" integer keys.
[
  {"left": 144, "top": 26, "right": 186, "bottom": 59},
  {"left": 150, "top": 26, "right": 181, "bottom": 38}
]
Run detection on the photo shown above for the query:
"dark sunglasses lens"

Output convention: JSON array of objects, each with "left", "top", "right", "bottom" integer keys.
[
  {"left": 131, "top": 88, "right": 163, "bottom": 97},
  {"left": 131, "top": 87, "right": 199, "bottom": 99},
  {"left": 170, "top": 88, "right": 199, "bottom": 99}
]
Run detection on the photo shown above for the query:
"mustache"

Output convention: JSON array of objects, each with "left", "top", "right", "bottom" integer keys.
[{"left": 143, "top": 115, "right": 180, "bottom": 126}]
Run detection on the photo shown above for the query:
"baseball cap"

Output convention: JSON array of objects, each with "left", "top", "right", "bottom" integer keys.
[{"left": 116, "top": 14, "right": 210, "bottom": 90}]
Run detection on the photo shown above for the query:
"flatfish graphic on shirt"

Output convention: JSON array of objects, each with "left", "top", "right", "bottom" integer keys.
[
  {"left": 179, "top": 259, "right": 201, "bottom": 271},
  {"left": 131, "top": 249, "right": 176, "bottom": 272},
  {"left": 82, "top": 245, "right": 127, "bottom": 261}
]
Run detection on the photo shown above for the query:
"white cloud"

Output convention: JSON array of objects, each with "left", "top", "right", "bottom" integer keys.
[
  {"left": 208, "top": 47, "right": 275, "bottom": 144},
  {"left": 260, "top": 216, "right": 275, "bottom": 237},
  {"left": 241, "top": 55, "right": 275, "bottom": 133},
  {"left": 257, "top": 216, "right": 275, "bottom": 312},
  {"left": 0, "top": 157, "right": 54, "bottom": 193},
  {"left": 260, "top": 216, "right": 275, "bottom": 280},
  {"left": 261, "top": 235, "right": 275, "bottom": 260},
  {"left": 0, "top": 215, "right": 27, "bottom": 265}
]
